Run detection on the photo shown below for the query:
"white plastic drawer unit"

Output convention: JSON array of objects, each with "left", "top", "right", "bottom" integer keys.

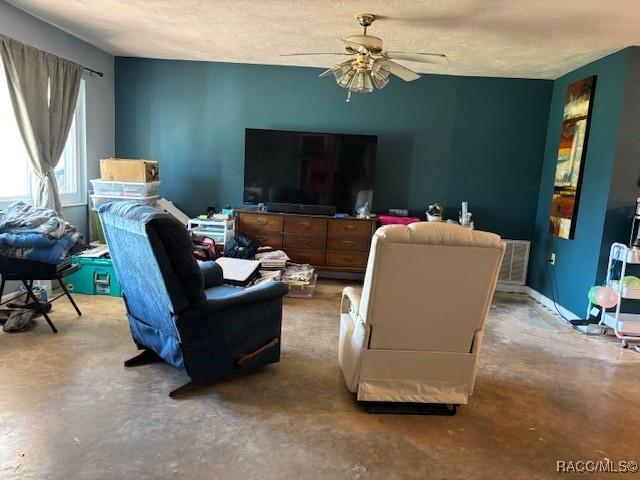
[{"left": 188, "top": 218, "right": 235, "bottom": 247}]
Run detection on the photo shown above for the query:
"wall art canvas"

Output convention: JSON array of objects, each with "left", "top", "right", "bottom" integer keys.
[{"left": 549, "top": 76, "right": 596, "bottom": 239}]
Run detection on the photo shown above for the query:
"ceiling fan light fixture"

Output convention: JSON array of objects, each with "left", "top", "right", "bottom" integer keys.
[
  {"left": 372, "top": 73, "right": 389, "bottom": 90},
  {"left": 336, "top": 67, "right": 356, "bottom": 88},
  {"left": 371, "top": 62, "right": 390, "bottom": 89},
  {"left": 347, "top": 69, "right": 373, "bottom": 93}
]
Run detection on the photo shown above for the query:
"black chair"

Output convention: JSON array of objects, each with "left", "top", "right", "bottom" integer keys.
[{"left": 0, "top": 255, "right": 82, "bottom": 333}]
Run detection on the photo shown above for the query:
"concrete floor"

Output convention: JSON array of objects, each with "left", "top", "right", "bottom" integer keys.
[{"left": 1, "top": 280, "right": 639, "bottom": 479}]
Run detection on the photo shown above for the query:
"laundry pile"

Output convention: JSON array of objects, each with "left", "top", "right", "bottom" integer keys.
[{"left": 0, "top": 201, "right": 85, "bottom": 265}]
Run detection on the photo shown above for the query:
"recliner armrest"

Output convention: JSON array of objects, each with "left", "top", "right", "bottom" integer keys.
[
  {"left": 181, "top": 281, "right": 289, "bottom": 321},
  {"left": 341, "top": 286, "right": 361, "bottom": 318},
  {"left": 199, "top": 261, "right": 223, "bottom": 289}
]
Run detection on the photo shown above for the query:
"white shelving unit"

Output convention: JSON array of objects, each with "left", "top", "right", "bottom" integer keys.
[
  {"left": 187, "top": 217, "right": 235, "bottom": 249},
  {"left": 601, "top": 243, "right": 640, "bottom": 348}
]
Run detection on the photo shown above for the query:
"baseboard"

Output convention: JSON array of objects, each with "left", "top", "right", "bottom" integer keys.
[
  {"left": 496, "top": 282, "right": 580, "bottom": 320},
  {"left": 1, "top": 280, "right": 53, "bottom": 305},
  {"left": 1, "top": 289, "right": 22, "bottom": 305},
  {"left": 495, "top": 283, "right": 529, "bottom": 294}
]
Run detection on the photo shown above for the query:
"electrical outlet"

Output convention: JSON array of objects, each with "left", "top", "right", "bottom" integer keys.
[{"left": 548, "top": 252, "right": 556, "bottom": 265}]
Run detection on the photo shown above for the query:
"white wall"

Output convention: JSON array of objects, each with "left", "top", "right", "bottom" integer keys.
[
  {"left": 0, "top": 0, "right": 114, "bottom": 234},
  {"left": 0, "top": 1, "right": 114, "bottom": 299}
]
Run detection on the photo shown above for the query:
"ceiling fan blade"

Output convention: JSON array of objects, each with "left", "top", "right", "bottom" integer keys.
[
  {"left": 385, "top": 51, "right": 449, "bottom": 64},
  {"left": 279, "top": 52, "right": 352, "bottom": 57},
  {"left": 386, "top": 60, "right": 420, "bottom": 82}
]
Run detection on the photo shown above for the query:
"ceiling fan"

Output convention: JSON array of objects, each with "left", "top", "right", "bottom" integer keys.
[{"left": 281, "top": 13, "right": 448, "bottom": 102}]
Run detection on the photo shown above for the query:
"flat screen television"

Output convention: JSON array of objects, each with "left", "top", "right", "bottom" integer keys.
[{"left": 244, "top": 128, "right": 377, "bottom": 215}]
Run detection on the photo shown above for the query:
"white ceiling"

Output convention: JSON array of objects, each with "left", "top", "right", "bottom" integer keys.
[{"left": 8, "top": 0, "right": 640, "bottom": 79}]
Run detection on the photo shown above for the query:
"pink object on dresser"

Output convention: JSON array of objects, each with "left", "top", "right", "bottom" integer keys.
[{"left": 378, "top": 215, "right": 422, "bottom": 226}]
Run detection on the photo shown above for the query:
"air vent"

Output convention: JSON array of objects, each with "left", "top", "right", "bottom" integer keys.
[{"left": 498, "top": 240, "right": 530, "bottom": 285}]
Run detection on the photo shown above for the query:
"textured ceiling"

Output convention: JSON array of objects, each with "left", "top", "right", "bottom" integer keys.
[{"left": 8, "top": 0, "right": 640, "bottom": 79}]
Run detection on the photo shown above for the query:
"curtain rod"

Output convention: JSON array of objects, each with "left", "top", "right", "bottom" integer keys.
[
  {"left": 0, "top": 34, "right": 104, "bottom": 78},
  {"left": 83, "top": 66, "right": 103, "bottom": 77}
]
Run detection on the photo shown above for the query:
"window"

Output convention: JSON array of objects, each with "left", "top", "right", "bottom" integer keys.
[{"left": 0, "top": 61, "right": 86, "bottom": 207}]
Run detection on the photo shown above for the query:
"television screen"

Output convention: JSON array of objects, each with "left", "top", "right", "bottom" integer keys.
[{"left": 244, "top": 128, "right": 377, "bottom": 214}]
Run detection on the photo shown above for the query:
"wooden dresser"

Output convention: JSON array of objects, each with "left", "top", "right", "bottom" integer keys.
[{"left": 235, "top": 210, "right": 378, "bottom": 273}]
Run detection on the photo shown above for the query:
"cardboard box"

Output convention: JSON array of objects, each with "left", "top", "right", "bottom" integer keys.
[{"left": 100, "top": 158, "right": 159, "bottom": 182}]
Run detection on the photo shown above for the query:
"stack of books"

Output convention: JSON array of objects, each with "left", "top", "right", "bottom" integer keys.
[{"left": 255, "top": 250, "right": 290, "bottom": 270}]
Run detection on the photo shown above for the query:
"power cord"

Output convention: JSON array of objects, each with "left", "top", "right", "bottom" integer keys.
[{"left": 546, "top": 261, "right": 569, "bottom": 321}]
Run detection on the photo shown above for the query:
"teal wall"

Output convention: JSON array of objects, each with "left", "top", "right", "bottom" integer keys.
[
  {"left": 115, "top": 57, "right": 552, "bottom": 239},
  {"left": 528, "top": 49, "right": 630, "bottom": 315}
]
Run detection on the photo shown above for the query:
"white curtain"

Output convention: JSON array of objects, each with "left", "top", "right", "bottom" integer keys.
[{"left": 0, "top": 34, "right": 82, "bottom": 216}]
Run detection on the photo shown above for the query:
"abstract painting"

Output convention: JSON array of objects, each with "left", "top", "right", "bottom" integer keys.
[{"left": 549, "top": 76, "right": 596, "bottom": 239}]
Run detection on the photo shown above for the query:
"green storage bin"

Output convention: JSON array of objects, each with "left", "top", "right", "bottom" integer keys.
[{"left": 65, "top": 256, "right": 122, "bottom": 297}]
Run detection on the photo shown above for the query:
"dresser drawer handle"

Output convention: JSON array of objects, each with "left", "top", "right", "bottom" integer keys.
[
  {"left": 256, "top": 235, "right": 266, "bottom": 241},
  {"left": 299, "top": 238, "right": 311, "bottom": 245},
  {"left": 344, "top": 224, "right": 355, "bottom": 230},
  {"left": 256, "top": 218, "right": 268, "bottom": 225},
  {"left": 341, "top": 240, "right": 355, "bottom": 247},
  {"left": 299, "top": 221, "right": 311, "bottom": 228},
  {"left": 342, "top": 255, "right": 354, "bottom": 262}
]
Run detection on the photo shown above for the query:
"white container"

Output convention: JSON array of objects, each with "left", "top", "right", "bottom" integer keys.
[
  {"left": 90, "top": 179, "right": 160, "bottom": 197},
  {"left": 602, "top": 312, "right": 640, "bottom": 336},
  {"left": 90, "top": 194, "right": 158, "bottom": 209},
  {"left": 187, "top": 218, "right": 235, "bottom": 248},
  {"left": 285, "top": 274, "right": 317, "bottom": 299}
]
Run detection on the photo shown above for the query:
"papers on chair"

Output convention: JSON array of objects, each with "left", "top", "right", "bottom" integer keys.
[
  {"left": 215, "top": 257, "right": 261, "bottom": 286},
  {"left": 255, "top": 250, "right": 290, "bottom": 269},
  {"left": 255, "top": 270, "right": 282, "bottom": 285}
]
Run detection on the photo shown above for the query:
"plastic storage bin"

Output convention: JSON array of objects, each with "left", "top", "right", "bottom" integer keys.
[
  {"left": 64, "top": 256, "right": 122, "bottom": 297},
  {"left": 90, "top": 179, "right": 161, "bottom": 197},
  {"left": 285, "top": 274, "right": 317, "bottom": 299},
  {"left": 90, "top": 194, "right": 158, "bottom": 209}
]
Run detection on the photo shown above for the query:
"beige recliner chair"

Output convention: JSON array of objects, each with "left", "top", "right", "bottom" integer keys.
[{"left": 339, "top": 222, "right": 505, "bottom": 412}]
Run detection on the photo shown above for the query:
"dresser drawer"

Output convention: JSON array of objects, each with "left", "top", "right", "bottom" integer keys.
[
  {"left": 284, "top": 216, "right": 327, "bottom": 235},
  {"left": 287, "top": 248, "right": 325, "bottom": 265},
  {"left": 327, "top": 219, "right": 372, "bottom": 237},
  {"left": 327, "top": 236, "right": 370, "bottom": 253},
  {"left": 240, "top": 213, "right": 283, "bottom": 232},
  {"left": 246, "top": 231, "right": 282, "bottom": 248},
  {"left": 284, "top": 233, "right": 326, "bottom": 251},
  {"left": 326, "top": 251, "right": 368, "bottom": 268}
]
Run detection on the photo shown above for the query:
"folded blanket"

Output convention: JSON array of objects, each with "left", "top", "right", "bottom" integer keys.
[
  {"left": 0, "top": 230, "right": 82, "bottom": 265},
  {"left": 0, "top": 201, "right": 65, "bottom": 238},
  {"left": 0, "top": 202, "right": 85, "bottom": 265},
  {"left": 0, "top": 232, "right": 56, "bottom": 248}
]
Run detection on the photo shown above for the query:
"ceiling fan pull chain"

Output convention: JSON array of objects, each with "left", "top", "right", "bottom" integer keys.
[{"left": 346, "top": 91, "right": 352, "bottom": 103}]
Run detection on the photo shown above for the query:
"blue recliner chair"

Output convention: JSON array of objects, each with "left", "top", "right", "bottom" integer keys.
[{"left": 99, "top": 202, "right": 288, "bottom": 396}]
